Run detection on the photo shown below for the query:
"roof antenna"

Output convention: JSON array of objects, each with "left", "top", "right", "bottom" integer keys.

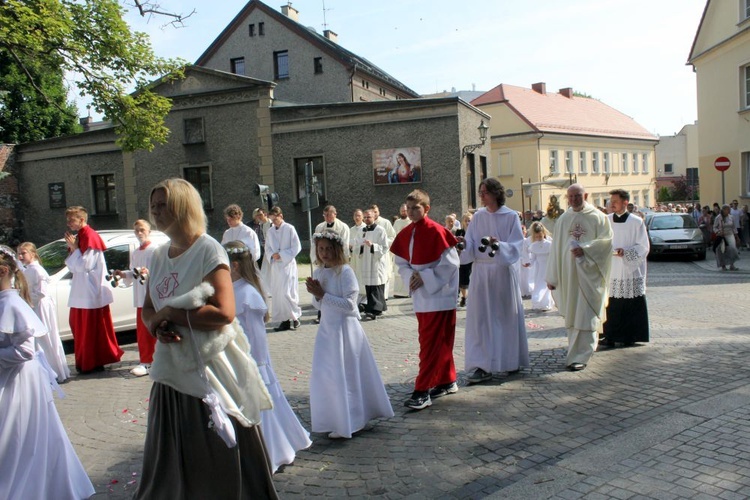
[{"left": 321, "top": 0, "right": 332, "bottom": 31}]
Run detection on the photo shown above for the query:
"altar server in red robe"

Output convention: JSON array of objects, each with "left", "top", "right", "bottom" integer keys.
[
  {"left": 64, "top": 206, "right": 123, "bottom": 373},
  {"left": 391, "top": 189, "right": 459, "bottom": 410}
]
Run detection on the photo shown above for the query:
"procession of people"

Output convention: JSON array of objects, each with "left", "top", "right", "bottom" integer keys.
[{"left": 2, "top": 177, "right": 670, "bottom": 499}]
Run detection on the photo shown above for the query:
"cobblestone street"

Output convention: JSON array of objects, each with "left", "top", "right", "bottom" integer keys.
[{"left": 55, "top": 258, "right": 750, "bottom": 499}]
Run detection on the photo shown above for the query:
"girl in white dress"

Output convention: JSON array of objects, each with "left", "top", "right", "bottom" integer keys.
[
  {"left": 17, "top": 242, "right": 70, "bottom": 381},
  {"left": 0, "top": 245, "right": 95, "bottom": 500},
  {"left": 528, "top": 222, "right": 555, "bottom": 311},
  {"left": 224, "top": 240, "right": 312, "bottom": 472},
  {"left": 305, "top": 231, "right": 394, "bottom": 439}
]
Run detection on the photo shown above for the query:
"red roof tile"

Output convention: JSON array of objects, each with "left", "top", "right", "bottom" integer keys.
[{"left": 471, "top": 84, "right": 657, "bottom": 141}]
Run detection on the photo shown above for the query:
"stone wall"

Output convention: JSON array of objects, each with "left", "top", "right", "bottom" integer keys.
[{"left": 0, "top": 144, "right": 24, "bottom": 245}]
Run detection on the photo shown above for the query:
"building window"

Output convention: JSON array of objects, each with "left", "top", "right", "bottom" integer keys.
[
  {"left": 744, "top": 152, "right": 750, "bottom": 196},
  {"left": 183, "top": 117, "right": 205, "bottom": 144},
  {"left": 745, "top": 0, "right": 750, "bottom": 20},
  {"left": 379, "top": 87, "right": 386, "bottom": 96},
  {"left": 632, "top": 154, "right": 637, "bottom": 174},
  {"left": 294, "top": 157, "right": 326, "bottom": 202},
  {"left": 579, "top": 151, "right": 587, "bottom": 174},
  {"left": 274, "top": 50, "right": 289, "bottom": 79},
  {"left": 642, "top": 153, "right": 649, "bottom": 174},
  {"left": 664, "top": 163, "right": 673, "bottom": 174},
  {"left": 498, "top": 151, "right": 512, "bottom": 176},
  {"left": 92, "top": 174, "right": 116, "bottom": 215},
  {"left": 230, "top": 57, "right": 245, "bottom": 75},
  {"left": 592, "top": 152, "right": 600, "bottom": 173},
  {"left": 314, "top": 57, "right": 323, "bottom": 74},
  {"left": 549, "top": 150, "right": 558, "bottom": 173},
  {"left": 183, "top": 166, "right": 212, "bottom": 209},
  {"left": 743, "top": 65, "right": 750, "bottom": 109},
  {"left": 622, "top": 152, "right": 629, "bottom": 174},
  {"left": 361, "top": 79, "right": 369, "bottom": 89},
  {"left": 643, "top": 192, "right": 650, "bottom": 208},
  {"left": 603, "top": 152, "right": 610, "bottom": 173},
  {"left": 258, "top": 22, "right": 265, "bottom": 36},
  {"left": 565, "top": 150, "right": 573, "bottom": 174},
  {"left": 248, "top": 23, "right": 255, "bottom": 36}
]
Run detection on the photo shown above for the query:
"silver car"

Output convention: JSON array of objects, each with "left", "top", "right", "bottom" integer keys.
[
  {"left": 37, "top": 230, "right": 170, "bottom": 341},
  {"left": 645, "top": 213, "right": 706, "bottom": 260}
]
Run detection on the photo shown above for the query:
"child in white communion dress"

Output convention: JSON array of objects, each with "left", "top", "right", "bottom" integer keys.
[
  {"left": 306, "top": 231, "right": 394, "bottom": 439},
  {"left": 225, "top": 240, "right": 312, "bottom": 472},
  {"left": 0, "top": 245, "right": 95, "bottom": 500}
]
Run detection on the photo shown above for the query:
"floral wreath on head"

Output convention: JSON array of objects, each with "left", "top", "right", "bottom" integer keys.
[
  {"left": 313, "top": 230, "right": 345, "bottom": 247},
  {"left": 223, "top": 242, "right": 251, "bottom": 256}
]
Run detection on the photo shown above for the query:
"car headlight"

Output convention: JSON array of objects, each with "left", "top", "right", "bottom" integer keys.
[
  {"left": 692, "top": 232, "right": 703, "bottom": 241},
  {"left": 650, "top": 236, "right": 664, "bottom": 243}
]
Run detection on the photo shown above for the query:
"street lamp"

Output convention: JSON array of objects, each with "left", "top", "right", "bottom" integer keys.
[{"left": 461, "top": 120, "right": 489, "bottom": 158}]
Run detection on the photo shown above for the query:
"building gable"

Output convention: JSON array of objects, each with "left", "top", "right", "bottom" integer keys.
[{"left": 689, "top": 0, "right": 750, "bottom": 63}]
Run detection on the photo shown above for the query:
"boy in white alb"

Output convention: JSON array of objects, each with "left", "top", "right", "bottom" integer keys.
[
  {"left": 221, "top": 204, "right": 261, "bottom": 261},
  {"left": 265, "top": 206, "right": 302, "bottom": 331},
  {"left": 116, "top": 220, "right": 159, "bottom": 376}
]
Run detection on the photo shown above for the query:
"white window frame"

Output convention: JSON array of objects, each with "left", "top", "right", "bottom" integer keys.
[
  {"left": 642, "top": 153, "right": 649, "bottom": 174},
  {"left": 592, "top": 152, "right": 600, "bottom": 173},
  {"left": 579, "top": 151, "right": 587, "bottom": 174},
  {"left": 603, "top": 152, "right": 610, "bottom": 174},
  {"left": 743, "top": 152, "right": 750, "bottom": 197},
  {"left": 549, "top": 150, "right": 558, "bottom": 174},
  {"left": 744, "top": 0, "right": 750, "bottom": 21},
  {"left": 622, "top": 152, "right": 629, "bottom": 174},
  {"left": 743, "top": 65, "right": 750, "bottom": 109},
  {"left": 565, "top": 150, "right": 573, "bottom": 174}
]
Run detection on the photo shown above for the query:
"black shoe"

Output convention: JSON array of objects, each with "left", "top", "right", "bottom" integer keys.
[
  {"left": 313, "top": 318, "right": 320, "bottom": 324},
  {"left": 459, "top": 297, "right": 466, "bottom": 308},
  {"left": 404, "top": 391, "right": 432, "bottom": 410},
  {"left": 567, "top": 363, "right": 586, "bottom": 371},
  {"left": 275, "top": 320, "right": 291, "bottom": 332},
  {"left": 291, "top": 319, "right": 301, "bottom": 329},
  {"left": 429, "top": 381, "right": 458, "bottom": 399},
  {"left": 467, "top": 368, "right": 492, "bottom": 384}
]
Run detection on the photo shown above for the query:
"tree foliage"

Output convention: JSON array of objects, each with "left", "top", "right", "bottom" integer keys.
[
  {"left": 0, "top": 0, "right": 188, "bottom": 151},
  {"left": 0, "top": 48, "right": 80, "bottom": 143}
]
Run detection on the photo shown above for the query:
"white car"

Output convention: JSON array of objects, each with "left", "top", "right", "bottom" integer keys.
[{"left": 37, "top": 230, "right": 170, "bottom": 341}]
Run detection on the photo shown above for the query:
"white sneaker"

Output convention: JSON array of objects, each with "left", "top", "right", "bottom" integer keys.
[{"left": 130, "top": 364, "right": 150, "bottom": 377}]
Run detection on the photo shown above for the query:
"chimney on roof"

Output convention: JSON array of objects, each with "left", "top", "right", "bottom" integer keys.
[
  {"left": 559, "top": 87, "right": 573, "bottom": 98},
  {"left": 281, "top": 3, "right": 299, "bottom": 21},
  {"left": 80, "top": 116, "right": 93, "bottom": 132},
  {"left": 323, "top": 29, "right": 338, "bottom": 43},
  {"left": 531, "top": 82, "right": 546, "bottom": 95}
]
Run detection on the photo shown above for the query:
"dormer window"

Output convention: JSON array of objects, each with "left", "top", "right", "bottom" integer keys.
[
  {"left": 258, "top": 22, "right": 265, "bottom": 36},
  {"left": 248, "top": 24, "right": 255, "bottom": 36}
]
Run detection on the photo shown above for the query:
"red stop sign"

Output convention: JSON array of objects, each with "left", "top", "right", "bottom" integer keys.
[{"left": 715, "top": 156, "right": 731, "bottom": 172}]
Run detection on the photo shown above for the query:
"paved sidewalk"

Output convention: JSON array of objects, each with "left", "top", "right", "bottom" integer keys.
[{"left": 53, "top": 259, "right": 750, "bottom": 499}]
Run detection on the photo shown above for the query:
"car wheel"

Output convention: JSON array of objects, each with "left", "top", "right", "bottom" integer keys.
[{"left": 696, "top": 250, "right": 706, "bottom": 261}]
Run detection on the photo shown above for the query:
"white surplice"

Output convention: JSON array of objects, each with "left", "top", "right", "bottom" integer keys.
[
  {"left": 309, "top": 265, "right": 394, "bottom": 438},
  {"left": 349, "top": 222, "right": 367, "bottom": 298},
  {"left": 221, "top": 222, "right": 261, "bottom": 262},
  {"left": 608, "top": 213, "right": 649, "bottom": 299},
  {"left": 355, "top": 225, "right": 389, "bottom": 286},
  {"left": 265, "top": 222, "right": 302, "bottom": 322},
  {"left": 460, "top": 206, "right": 529, "bottom": 373},
  {"left": 391, "top": 217, "right": 411, "bottom": 297}
]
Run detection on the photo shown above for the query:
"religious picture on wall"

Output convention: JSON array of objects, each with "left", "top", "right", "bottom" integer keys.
[{"left": 372, "top": 147, "right": 422, "bottom": 185}]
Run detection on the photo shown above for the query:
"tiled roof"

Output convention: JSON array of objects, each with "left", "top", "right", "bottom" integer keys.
[
  {"left": 471, "top": 84, "right": 657, "bottom": 141},
  {"left": 195, "top": 0, "right": 420, "bottom": 98}
]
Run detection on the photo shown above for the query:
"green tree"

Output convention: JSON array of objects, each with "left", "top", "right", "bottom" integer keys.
[
  {"left": 0, "top": 0, "right": 188, "bottom": 151},
  {"left": 657, "top": 186, "right": 671, "bottom": 203},
  {"left": 0, "top": 49, "right": 80, "bottom": 143}
]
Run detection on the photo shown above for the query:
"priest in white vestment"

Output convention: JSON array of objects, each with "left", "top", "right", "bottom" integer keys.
[
  {"left": 349, "top": 209, "right": 367, "bottom": 304},
  {"left": 371, "top": 205, "right": 396, "bottom": 298},
  {"left": 601, "top": 189, "right": 650, "bottom": 346},
  {"left": 546, "top": 184, "right": 613, "bottom": 371}
]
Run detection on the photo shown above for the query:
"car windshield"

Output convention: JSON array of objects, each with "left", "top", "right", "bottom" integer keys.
[
  {"left": 649, "top": 215, "right": 698, "bottom": 230},
  {"left": 38, "top": 241, "right": 70, "bottom": 275}
]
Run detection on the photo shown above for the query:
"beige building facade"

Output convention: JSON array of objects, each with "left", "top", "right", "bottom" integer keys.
[
  {"left": 654, "top": 122, "right": 700, "bottom": 196},
  {"left": 688, "top": 0, "right": 750, "bottom": 205},
  {"left": 472, "top": 83, "right": 658, "bottom": 213}
]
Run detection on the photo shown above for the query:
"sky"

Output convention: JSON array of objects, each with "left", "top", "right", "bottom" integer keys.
[{"left": 87, "top": 0, "right": 708, "bottom": 137}]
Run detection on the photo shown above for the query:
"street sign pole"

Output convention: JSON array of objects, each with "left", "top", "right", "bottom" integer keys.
[{"left": 714, "top": 156, "right": 731, "bottom": 205}]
